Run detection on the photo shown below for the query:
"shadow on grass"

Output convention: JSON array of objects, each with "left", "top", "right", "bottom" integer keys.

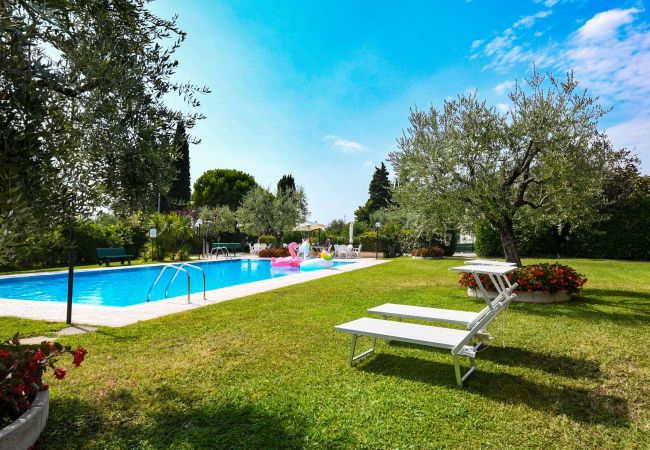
[
  {"left": 385, "top": 341, "right": 601, "bottom": 379},
  {"left": 358, "top": 353, "right": 628, "bottom": 427},
  {"left": 41, "top": 387, "right": 316, "bottom": 449},
  {"left": 511, "top": 289, "right": 650, "bottom": 326}
]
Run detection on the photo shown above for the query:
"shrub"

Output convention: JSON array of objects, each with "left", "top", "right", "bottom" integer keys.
[
  {"left": 458, "top": 262, "right": 588, "bottom": 295},
  {"left": 411, "top": 246, "right": 445, "bottom": 258},
  {"left": 0, "top": 335, "right": 87, "bottom": 426},
  {"left": 258, "top": 235, "right": 277, "bottom": 245},
  {"left": 473, "top": 221, "right": 503, "bottom": 257},
  {"left": 258, "top": 248, "right": 290, "bottom": 257}
]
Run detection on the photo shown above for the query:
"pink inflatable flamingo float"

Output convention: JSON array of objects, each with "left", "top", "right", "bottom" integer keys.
[{"left": 270, "top": 242, "right": 300, "bottom": 268}]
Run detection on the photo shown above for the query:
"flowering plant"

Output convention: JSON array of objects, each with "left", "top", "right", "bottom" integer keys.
[
  {"left": 458, "top": 262, "right": 588, "bottom": 295},
  {"left": 411, "top": 246, "right": 445, "bottom": 258},
  {"left": 0, "top": 334, "right": 87, "bottom": 426}
]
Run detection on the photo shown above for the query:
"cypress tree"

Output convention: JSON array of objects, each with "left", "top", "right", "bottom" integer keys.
[
  {"left": 277, "top": 174, "right": 296, "bottom": 195},
  {"left": 368, "top": 162, "right": 392, "bottom": 212},
  {"left": 163, "top": 122, "right": 191, "bottom": 211}
]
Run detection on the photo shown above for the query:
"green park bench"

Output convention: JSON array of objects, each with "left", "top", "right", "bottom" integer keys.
[
  {"left": 96, "top": 247, "right": 134, "bottom": 267},
  {"left": 210, "top": 242, "right": 242, "bottom": 257}
]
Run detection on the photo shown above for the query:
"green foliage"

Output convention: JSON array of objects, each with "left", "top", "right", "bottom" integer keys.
[
  {"left": 390, "top": 71, "right": 626, "bottom": 265},
  {"left": 236, "top": 186, "right": 308, "bottom": 241},
  {"left": 277, "top": 174, "right": 296, "bottom": 195},
  {"left": 474, "top": 221, "right": 504, "bottom": 257},
  {"left": 355, "top": 163, "right": 392, "bottom": 224},
  {"left": 197, "top": 206, "right": 237, "bottom": 240},
  {"left": 162, "top": 122, "right": 192, "bottom": 212},
  {"left": 368, "top": 162, "right": 392, "bottom": 212},
  {"left": 258, "top": 235, "right": 277, "bottom": 245},
  {"left": 192, "top": 169, "right": 257, "bottom": 209},
  {"left": 146, "top": 213, "right": 194, "bottom": 261}
]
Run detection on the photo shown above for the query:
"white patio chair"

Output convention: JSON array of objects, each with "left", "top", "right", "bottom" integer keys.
[{"left": 350, "top": 244, "right": 362, "bottom": 258}]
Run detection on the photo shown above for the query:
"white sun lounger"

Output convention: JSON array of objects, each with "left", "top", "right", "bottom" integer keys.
[
  {"left": 336, "top": 298, "right": 509, "bottom": 387},
  {"left": 368, "top": 264, "right": 518, "bottom": 329}
]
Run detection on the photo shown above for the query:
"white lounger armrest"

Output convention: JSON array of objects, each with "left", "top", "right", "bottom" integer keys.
[
  {"left": 368, "top": 303, "right": 479, "bottom": 326},
  {"left": 335, "top": 318, "right": 470, "bottom": 350}
]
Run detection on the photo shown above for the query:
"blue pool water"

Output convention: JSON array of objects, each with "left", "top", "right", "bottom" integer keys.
[{"left": 0, "top": 259, "right": 353, "bottom": 307}]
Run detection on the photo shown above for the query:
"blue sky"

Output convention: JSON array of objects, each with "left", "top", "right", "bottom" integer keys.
[{"left": 151, "top": 0, "right": 650, "bottom": 223}]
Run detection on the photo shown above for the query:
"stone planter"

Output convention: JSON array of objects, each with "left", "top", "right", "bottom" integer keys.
[
  {"left": 0, "top": 390, "right": 49, "bottom": 450},
  {"left": 467, "top": 287, "right": 572, "bottom": 303}
]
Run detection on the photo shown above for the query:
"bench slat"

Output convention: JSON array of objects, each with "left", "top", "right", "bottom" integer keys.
[
  {"left": 368, "top": 303, "right": 479, "bottom": 326},
  {"left": 335, "top": 318, "right": 469, "bottom": 349}
]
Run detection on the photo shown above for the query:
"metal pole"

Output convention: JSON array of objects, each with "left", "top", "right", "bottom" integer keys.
[
  {"left": 376, "top": 228, "right": 379, "bottom": 260},
  {"left": 157, "top": 192, "right": 161, "bottom": 213},
  {"left": 66, "top": 225, "right": 75, "bottom": 325}
]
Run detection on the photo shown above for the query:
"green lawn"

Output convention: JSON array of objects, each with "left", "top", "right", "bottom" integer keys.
[
  {"left": 0, "top": 317, "right": 67, "bottom": 340},
  {"left": 3, "top": 258, "right": 649, "bottom": 448}
]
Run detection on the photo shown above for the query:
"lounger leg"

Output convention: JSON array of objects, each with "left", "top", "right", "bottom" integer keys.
[
  {"left": 453, "top": 353, "right": 477, "bottom": 387},
  {"left": 454, "top": 355, "right": 463, "bottom": 387},
  {"left": 348, "top": 335, "right": 376, "bottom": 367}
]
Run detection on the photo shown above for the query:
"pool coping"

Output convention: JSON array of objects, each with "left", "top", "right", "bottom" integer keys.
[{"left": 0, "top": 258, "right": 388, "bottom": 327}]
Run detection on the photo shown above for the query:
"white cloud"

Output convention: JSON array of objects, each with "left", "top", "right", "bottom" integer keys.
[
  {"left": 471, "top": 39, "right": 484, "bottom": 50},
  {"left": 607, "top": 119, "right": 650, "bottom": 172},
  {"left": 363, "top": 160, "right": 374, "bottom": 168},
  {"left": 494, "top": 80, "right": 514, "bottom": 94},
  {"left": 513, "top": 10, "right": 552, "bottom": 29},
  {"left": 577, "top": 8, "right": 642, "bottom": 41},
  {"left": 476, "top": 10, "right": 554, "bottom": 72},
  {"left": 325, "top": 135, "right": 367, "bottom": 154},
  {"left": 496, "top": 103, "right": 510, "bottom": 113},
  {"left": 534, "top": 0, "right": 559, "bottom": 7}
]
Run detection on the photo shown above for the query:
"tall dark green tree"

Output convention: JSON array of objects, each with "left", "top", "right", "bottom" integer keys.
[
  {"left": 161, "top": 122, "right": 192, "bottom": 212},
  {"left": 277, "top": 174, "right": 296, "bottom": 195},
  {"left": 354, "top": 162, "right": 392, "bottom": 223},
  {"left": 369, "top": 162, "right": 392, "bottom": 210},
  {"left": 192, "top": 169, "right": 257, "bottom": 210}
]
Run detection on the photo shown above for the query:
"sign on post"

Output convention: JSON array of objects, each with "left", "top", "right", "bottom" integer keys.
[{"left": 149, "top": 228, "right": 157, "bottom": 239}]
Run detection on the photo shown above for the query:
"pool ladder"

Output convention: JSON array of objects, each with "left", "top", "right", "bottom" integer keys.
[{"left": 147, "top": 263, "right": 206, "bottom": 303}]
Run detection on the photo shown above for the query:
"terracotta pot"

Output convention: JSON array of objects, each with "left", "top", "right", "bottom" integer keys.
[{"left": 0, "top": 389, "right": 49, "bottom": 450}]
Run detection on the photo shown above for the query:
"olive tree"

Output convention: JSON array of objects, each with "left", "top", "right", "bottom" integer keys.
[
  {"left": 236, "top": 186, "right": 308, "bottom": 243},
  {"left": 390, "top": 72, "right": 623, "bottom": 265}
]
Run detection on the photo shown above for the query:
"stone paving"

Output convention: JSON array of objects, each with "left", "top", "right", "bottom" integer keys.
[{"left": 1, "top": 258, "right": 387, "bottom": 328}]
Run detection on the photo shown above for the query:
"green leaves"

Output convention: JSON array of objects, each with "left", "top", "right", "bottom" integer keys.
[{"left": 390, "top": 71, "right": 625, "bottom": 263}]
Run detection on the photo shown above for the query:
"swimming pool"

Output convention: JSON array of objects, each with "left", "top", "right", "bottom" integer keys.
[{"left": 0, "top": 259, "right": 353, "bottom": 307}]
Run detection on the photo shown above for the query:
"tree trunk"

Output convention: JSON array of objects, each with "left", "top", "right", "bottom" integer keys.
[
  {"left": 66, "top": 225, "right": 75, "bottom": 325},
  {"left": 497, "top": 218, "right": 522, "bottom": 266}
]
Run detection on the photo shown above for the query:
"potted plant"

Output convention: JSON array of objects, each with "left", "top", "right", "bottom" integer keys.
[
  {"left": 458, "top": 262, "right": 588, "bottom": 303},
  {"left": 0, "top": 335, "right": 87, "bottom": 450}
]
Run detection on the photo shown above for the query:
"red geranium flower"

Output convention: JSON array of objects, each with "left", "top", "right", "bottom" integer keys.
[{"left": 54, "top": 368, "right": 67, "bottom": 380}]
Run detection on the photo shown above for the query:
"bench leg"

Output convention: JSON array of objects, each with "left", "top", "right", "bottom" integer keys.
[
  {"left": 453, "top": 354, "right": 477, "bottom": 387},
  {"left": 348, "top": 335, "right": 377, "bottom": 367}
]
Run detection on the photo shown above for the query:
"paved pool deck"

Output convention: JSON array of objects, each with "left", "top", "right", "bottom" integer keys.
[{"left": 0, "top": 258, "right": 388, "bottom": 327}]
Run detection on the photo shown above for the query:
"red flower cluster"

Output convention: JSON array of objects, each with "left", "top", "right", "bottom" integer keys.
[
  {"left": 411, "top": 246, "right": 445, "bottom": 258},
  {"left": 0, "top": 334, "right": 88, "bottom": 424},
  {"left": 458, "top": 262, "right": 588, "bottom": 296}
]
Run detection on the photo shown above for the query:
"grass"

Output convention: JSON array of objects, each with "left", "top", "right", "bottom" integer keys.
[
  {"left": 2, "top": 257, "right": 649, "bottom": 448},
  {"left": 0, "top": 317, "right": 67, "bottom": 340}
]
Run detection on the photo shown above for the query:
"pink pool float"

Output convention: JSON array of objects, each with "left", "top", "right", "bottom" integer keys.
[{"left": 271, "top": 242, "right": 301, "bottom": 268}]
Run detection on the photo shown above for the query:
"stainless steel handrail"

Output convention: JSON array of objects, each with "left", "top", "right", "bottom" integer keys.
[
  {"left": 147, "top": 264, "right": 191, "bottom": 303},
  {"left": 175, "top": 263, "right": 207, "bottom": 300}
]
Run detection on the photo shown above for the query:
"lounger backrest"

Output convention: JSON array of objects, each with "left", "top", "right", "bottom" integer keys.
[
  {"left": 454, "top": 297, "right": 512, "bottom": 354},
  {"left": 467, "top": 282, "right": 518, "bottom": 329}
]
